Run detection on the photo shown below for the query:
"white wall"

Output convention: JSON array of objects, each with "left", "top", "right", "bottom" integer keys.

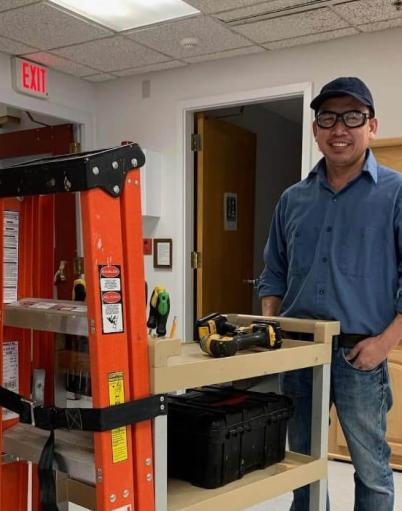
[
  {"left": 0, "top": 52, "right": 97, "bottom": 147},
  {"left": 94, "top": 27, "right": 402, "bottom": 338}
]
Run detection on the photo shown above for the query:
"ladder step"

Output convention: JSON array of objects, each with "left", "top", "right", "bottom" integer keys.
[
  {"left": 2, "top": 424, "right": 95, "bottom": 484},
  {"left": 5, "top": 299, "right": 88, "bottom": 336}
]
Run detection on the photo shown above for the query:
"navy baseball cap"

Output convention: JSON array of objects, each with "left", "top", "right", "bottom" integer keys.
[{"left": 310, "top": 77, "right": 375, "bottom": 115}]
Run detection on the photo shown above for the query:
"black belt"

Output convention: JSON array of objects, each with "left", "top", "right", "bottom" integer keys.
[
  {"left": 0, "top": 385, "right": 167, "bottom": 511},
  {"left": 334, "top": 333, "right": 368, "bottom": 349}
]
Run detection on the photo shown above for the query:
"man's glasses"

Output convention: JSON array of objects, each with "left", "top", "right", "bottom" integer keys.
[{"left": 316, "top": 110, "right": 372, "bottom": 129}]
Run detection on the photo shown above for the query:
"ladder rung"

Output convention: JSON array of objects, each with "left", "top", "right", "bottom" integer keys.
[
  {"left": 5, "top": 299, "right": 88, "bottom": 336},
  {"left": 3, "top": 423, "right": 95, "bottom": 484}
]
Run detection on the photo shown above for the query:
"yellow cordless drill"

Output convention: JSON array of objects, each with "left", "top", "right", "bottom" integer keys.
[{"left": 200, "top": 320, "right": 282, "bottom": 358}]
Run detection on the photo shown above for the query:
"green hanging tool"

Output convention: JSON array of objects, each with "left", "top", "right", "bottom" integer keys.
[{"left": 147, "top": 286, "right": 170, "bottom": 337}]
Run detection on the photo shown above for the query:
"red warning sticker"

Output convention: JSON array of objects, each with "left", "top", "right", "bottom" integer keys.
[
  {"left": 100, "top": 265, "right": 120, "bottom": 279},
  {"left": 103, "top": 291, "right": 121, "bottom": 304},
  {"left": 99, "top": 265, "right": 124, "bottom": 334}
]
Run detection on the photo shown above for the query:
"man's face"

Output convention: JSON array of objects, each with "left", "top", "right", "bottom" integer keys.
[{"left": 313, "top": 95, "right": 378, "bottom": 170}]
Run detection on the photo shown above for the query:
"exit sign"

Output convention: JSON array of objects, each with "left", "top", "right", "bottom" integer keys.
[{"left": 12, "top": 57, "right": 48, "bottom": 99}]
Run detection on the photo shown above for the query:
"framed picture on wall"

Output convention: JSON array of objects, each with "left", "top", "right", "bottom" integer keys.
[{"left": 153, "top": 238, "right": 172, "bottom": 269}]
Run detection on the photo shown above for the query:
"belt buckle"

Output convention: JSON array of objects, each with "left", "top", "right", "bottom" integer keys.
[{"left": 21, "top": 398, "right": 37, "bottom": 426}]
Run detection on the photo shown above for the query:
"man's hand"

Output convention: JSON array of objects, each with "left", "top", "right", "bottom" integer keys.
[{"left": 345, "top": 336, "right": 389, "bottom": 370}]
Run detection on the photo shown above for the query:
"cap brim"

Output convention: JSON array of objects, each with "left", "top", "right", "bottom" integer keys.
[{"left": 310, "top": 90, "right": 374, "bottom": 114}]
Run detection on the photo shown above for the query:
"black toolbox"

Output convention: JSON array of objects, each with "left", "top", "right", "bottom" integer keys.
[{"left": 167, "top": 385, "right": 293, "bottom": 489}]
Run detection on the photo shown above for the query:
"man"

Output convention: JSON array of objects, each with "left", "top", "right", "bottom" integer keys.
[{"left": 258, "top": 77, "right": 402, "bottom": 511}]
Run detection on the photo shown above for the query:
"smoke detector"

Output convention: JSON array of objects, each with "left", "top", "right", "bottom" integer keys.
[{"left": 180, "top": 37, "right": 199, "bottom": 49}]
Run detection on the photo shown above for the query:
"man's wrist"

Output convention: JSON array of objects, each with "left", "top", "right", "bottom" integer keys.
[{"left": 378, "top": 313, "right": 402, "bottom": 352}]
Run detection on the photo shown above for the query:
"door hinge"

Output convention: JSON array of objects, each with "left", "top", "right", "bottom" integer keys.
[
  {"left": 191, "top": 251, "right": 201, "bottom": 269},
  {"left": 191, "top": 133, "right": 202, "bottom": 152}
]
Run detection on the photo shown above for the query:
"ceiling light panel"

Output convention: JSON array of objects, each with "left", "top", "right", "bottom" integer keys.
[{"left": 48, "top": 0, "right": 200, "bottom": 31}]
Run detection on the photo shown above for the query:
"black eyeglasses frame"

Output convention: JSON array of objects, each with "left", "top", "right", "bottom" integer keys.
[{"left": 315, "top": 110, "right": 373, "bottom": 129}]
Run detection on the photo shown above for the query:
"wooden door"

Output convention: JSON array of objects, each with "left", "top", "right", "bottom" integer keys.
[
  {"left": 195, "top": 114, "right": 256, "bottom": 318},
  {"left": 328, "top": 138, "right": 402, "bottom": 470}
]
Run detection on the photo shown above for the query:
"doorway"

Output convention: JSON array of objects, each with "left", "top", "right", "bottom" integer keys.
[{"left": 181, "top": 82, "right": 312, "bottom": 339}]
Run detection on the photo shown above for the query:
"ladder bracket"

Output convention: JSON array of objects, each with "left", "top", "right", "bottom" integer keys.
[{"left": 0, "top": 144, "right": 145, "bottom": 198}]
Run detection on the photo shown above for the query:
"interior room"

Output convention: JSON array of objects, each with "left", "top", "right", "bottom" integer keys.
[{"left": 0, "top": 1, "right": 402, "bottom": 510}]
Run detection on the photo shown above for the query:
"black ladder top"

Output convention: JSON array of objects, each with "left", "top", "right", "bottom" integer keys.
[{"left": 0, "top": 144, "right": 145, "bottom": 198}]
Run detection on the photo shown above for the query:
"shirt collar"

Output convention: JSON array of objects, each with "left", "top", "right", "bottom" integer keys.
[{"left": 308, "top": 148, "right": 378, "bottom": 183}]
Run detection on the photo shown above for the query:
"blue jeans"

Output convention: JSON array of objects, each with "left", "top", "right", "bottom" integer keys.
[{"left": 280, "top": 344, "right": 394, "bottom": 511}]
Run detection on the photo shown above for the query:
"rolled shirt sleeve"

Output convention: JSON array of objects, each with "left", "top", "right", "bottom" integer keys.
[{"left": 258, "top": 196, "right": 288, "bottom": 298}]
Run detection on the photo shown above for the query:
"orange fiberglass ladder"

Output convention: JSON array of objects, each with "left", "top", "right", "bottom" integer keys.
[{"left": 0, "top": 144, "right": 165, "bottom": 511}]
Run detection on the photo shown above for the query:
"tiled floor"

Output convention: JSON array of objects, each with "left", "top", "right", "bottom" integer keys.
[
  {"left": 247, "top": 460, "right": 402, "bottom": 511},
  {"left": 70, "top": 460, "right": 402, "bottom": 510}
]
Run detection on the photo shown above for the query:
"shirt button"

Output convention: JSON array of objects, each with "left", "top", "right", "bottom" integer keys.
[
  {"left": 322, "top": 257, "right": 328, "bottom": 263},
  {"left": 332, "top": 198, "right": 337, "bottom": 202},
  {"left": 326, "top": 227, "right": 332, "bottom": 232},
  {"left": 319, "top": 288, "right": 325, "bottom": 295}
]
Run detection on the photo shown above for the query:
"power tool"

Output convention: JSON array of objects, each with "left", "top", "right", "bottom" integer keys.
[
  {"left": 147, "top": 286, "right": 170, "bottom": 337},
  {"left": 195, "top": 312, "right": 238, "bottom": 341},
  {"left": 200, "top": 320, "right": 282, "bottom": 358}
]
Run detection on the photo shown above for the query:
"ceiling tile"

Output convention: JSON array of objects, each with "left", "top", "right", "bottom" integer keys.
[
  {"left": 84, "top": 73, "right": 117, "bottom": 82},
  {"left": 54, "top": 37, "right": 169, "bottom": 72},
  {"left": 184, "top": 45, "right": 265, "bottom": 63},
  {"left": 23, "top": 51, "right": 99, "bottom": 76},
  {"left": 0, "top": 0, "right": 40, "bottom": 12},
  {"left": 185, "top": 1, "right": 272, "bottom": 14},
  {"left": 214, "top": 0, "right": 323, "bottom": 22},
  {"left": 0, "top": 2, "right": 112, "bottom": 50},
  {"left": 264, "top": 27, "right": 358, "bottom": 49},
  {"left": 233, "top": 7, "right": 348, "bottom": 42},
  {"left": 0, "top": 35, "right": 38, "bottom": 55},
  {"left": 126, "top": 15, "right": 250, "bottom": 59},
  {"left": 332, "top": 0, "right": 402, "bottom": 25},
  {"left": 113, "top": 60, "right": 187, "bottom": 77},
  {"left": 358, "top": 18, "right": 402, "bottom": 32}
]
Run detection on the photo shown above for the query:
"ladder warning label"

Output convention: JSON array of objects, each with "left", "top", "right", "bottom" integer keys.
[
  {"left": 2, "top": 341, "right": 19, "bottom": 420},
  {"left": 108, "top": 372, "right": 128, "bottom": 463},
  {"left": 3, "top": 210, "right": 19, "bottom": 304},
  {"left": 99, "top": 265, "right": 124, "bottom": 334}
]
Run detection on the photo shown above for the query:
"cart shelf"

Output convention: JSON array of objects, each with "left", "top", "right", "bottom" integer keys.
[{"left": 167, "top": 452, "right": 326, "bottom": 511}]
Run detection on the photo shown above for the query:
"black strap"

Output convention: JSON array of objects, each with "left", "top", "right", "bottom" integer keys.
[
  {"left": 38, "top": 430, "right": 58, "bottom": 511},
  {"left": 0, "top": 385, "right": 167, "bottom": 511}
]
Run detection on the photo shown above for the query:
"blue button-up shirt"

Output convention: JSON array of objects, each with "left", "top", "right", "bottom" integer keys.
[{"left": 258, "top": 149, "right": 402, "bottom": 335}]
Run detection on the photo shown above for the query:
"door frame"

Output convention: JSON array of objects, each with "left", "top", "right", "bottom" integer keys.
[{"left": 178, "top": 82, "right": 313, "bottom": 340}]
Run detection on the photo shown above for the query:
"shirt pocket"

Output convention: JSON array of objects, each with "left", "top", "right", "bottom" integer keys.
[
  {"left": 337, "top": 227, "right": 382, "bottom": 278},
  {"left": 289, "top": 226, "right": 320, "bottom": 276}
]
